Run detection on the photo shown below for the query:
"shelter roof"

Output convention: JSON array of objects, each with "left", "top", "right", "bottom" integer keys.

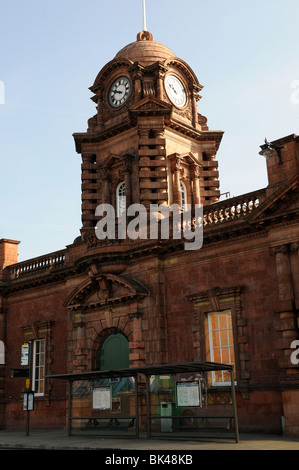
[{"left": 47, "top": 361, "right": 233, "bottom": 381}]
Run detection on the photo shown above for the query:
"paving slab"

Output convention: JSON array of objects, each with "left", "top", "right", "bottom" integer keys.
[{"left": 0, "top": 429, "right": 299, "bottom": 451}]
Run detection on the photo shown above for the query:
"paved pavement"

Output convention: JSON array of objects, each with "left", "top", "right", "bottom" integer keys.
[{"left": 0, "top": 429, "right": 299, "bottom": 451}]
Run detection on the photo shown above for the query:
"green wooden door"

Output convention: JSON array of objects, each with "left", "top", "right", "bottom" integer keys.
[{"left": 99, "top": 333, "right": 130, "bottom": 371}]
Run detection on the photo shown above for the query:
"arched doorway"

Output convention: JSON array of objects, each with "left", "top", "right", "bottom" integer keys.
[
  {"left": 96, "top": 332, "right": 133, "bottom": 420},
  {"left": 99, "top": 332, "right": 130, "bottom": 371}
]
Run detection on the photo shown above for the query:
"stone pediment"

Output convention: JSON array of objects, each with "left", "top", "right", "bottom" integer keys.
[
  {"left": 129, "top": 97, "right": 173, "bottom": 117},
  {"left": 168, "top": 152, "right": 202, "bottom": 172},
  {"left": 102, "top": 153, "right": 134, "bottom": 171},
  {"left": 202, "top": 176, "right": 299, "bottom": 241},
  {"left": 64, "top": 274, "right": 149, "bottom": 311},
  {"left": 90, "top": 58, "right": 133, "bottom": 95},
  {"left": 247, "top": 175, "right": 299, "bottom": 223},
  {"left": 102, "top": 153, "right": 122, "bottom": 167},
  {"left": 165, "top": 57, "right": 203, "bottom": 90}
]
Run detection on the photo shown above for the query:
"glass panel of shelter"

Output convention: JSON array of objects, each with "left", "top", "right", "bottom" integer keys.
[
  {"left": 148, "top": 372, "right": 208, "bottom": 436},
  {"left": 71, "top": 376, "right": 137, "bottom": 435}
]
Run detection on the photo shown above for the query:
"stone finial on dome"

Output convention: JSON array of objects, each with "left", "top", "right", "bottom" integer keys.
[{"left": 137, "top": 30, "right": 153, "bottom": 41}]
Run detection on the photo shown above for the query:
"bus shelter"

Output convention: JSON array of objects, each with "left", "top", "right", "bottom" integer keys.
[{"left": 47, "top": 361, "right": 239, "bottom": 442}]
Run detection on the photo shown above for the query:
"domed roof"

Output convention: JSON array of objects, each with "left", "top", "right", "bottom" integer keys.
[{"left": 114, "top": 31, "right": 176, "bottom": 65}]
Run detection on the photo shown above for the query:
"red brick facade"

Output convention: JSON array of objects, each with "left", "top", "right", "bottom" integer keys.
[{"left": 1, "top": 31, "right": 299, "bottom": 436}]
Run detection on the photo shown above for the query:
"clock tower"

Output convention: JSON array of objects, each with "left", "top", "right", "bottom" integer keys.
[{"left": 73, "top": 30, "right": 223, "bottom": 241}]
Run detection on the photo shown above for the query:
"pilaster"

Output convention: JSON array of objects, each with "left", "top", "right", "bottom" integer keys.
[
  {"left": 270, "top": 244, "right": 299, "bottom": 377},
  {"left": 138, "top": 117, "right": 168, "bottom": 209},
  {"left": 81, "top": 153, "right": 97, "bottom": 234}
]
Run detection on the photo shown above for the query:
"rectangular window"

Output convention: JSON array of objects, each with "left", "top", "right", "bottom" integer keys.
[
  {"left": 207, "top": 311, "right": 235, "bottom": 386},
  {"left": 32, "top": 339, "right": 45, "bottom": 395}
]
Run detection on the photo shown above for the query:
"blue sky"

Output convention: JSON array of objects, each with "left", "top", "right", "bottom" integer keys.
[{"left": 1, "top": 0, "right": 299, "bottom": 261}]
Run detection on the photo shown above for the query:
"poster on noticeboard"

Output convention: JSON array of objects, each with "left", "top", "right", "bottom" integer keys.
[
  {"left": 176, "top": 381, "right": 201, "bottom": 407},
  {"left": 92, "top": 386, "right": 112, "bottom": 410}
]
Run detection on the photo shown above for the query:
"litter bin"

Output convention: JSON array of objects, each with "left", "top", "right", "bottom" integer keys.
[{"left": 160, "top": 402, "right": 172, "bottom": 432}]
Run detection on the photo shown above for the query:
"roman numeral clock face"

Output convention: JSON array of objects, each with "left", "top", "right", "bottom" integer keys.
[
  {"left": 108, "top": 76, "right": 131, "bottom": 108},
  {"left": 165, "top": 75, "right": 187, "bottom": 108}
]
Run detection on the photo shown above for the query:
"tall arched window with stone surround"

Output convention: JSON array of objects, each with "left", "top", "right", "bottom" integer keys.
[
  {"left": 180, "top": 181, "right": 187, "bottom": 211},
  {"left": 116, "top": 181, "right": 126, "bottom": 217}
]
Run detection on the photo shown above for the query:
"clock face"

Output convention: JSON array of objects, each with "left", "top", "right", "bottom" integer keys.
[
  {"left": 165, "top": 75, "right": 187, "bottom": 108},
  {"left": 108, "top": 76, "right": 131, "bottom": 108}
]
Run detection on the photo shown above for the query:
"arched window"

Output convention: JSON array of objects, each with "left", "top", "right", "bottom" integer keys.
[
  {"left": 180, "top": 181, "right": 187, "bottom": 211},
  {"left": 116, "top": 182, "right": 126, "bottom": 217},
  {"left": 99, "top": 333, "right": 130, "bottom": 371}
]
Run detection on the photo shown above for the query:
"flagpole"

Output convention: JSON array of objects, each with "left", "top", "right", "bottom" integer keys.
[{"left": 142, "top": 0, "right": 147, "bottom": 31}]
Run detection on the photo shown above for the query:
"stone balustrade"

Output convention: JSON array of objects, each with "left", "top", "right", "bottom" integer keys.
[
  {"left": 5, "top": 190, "right": 266, "bottom": 280},
  {"left": 203, "top": 189, "right": 266, "bottom": 226},
  {"left": 9, "top": 250, "right": 66, "bottom": 279}
]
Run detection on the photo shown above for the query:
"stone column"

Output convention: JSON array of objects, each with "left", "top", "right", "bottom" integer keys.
[
  {"left": 156, "top": 76, "right": 163, "bottom": 101},
  {"left": 154, "top": 63, "right": 167, "bottom": 101},
  {"left": 191, "top": 87, "right": 199, "bottom": 128},
  {"left": 129, "top": 63, "right": 144, "bottom": 104},
  {"left": 173, "top": 159, "right": 182, "bottom": 207},
  {"left": 191, "top": 165, "right": 200, "bottom": 207},
  {"left": 134, "top": 77, "right": 142, "bottom": 103}
]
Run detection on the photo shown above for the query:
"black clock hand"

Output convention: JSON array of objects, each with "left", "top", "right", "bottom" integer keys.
[{"left": 169, "top": 84, "right": 178, "bottom": 94}]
